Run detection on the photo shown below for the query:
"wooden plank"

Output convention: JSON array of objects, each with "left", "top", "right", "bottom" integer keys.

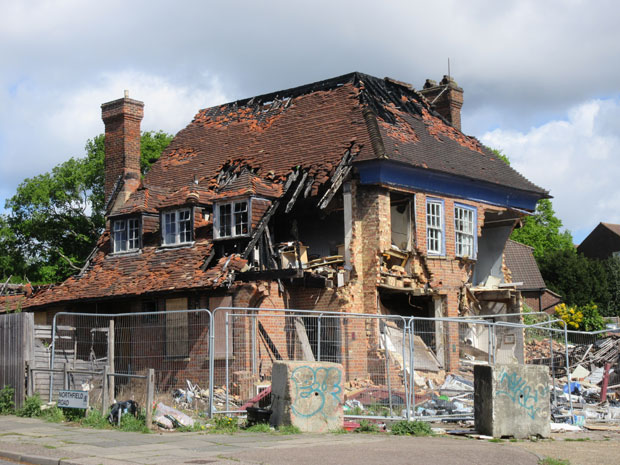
[{"left": 294, "top": 317, "right": 315, "bottom": 362}]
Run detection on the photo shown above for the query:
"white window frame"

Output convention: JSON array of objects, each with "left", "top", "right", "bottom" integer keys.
[
  {"left": 162, "top": 208, "right": 193, "bottom": 246},
  {"left": 454, "top": 204, "right": 477, "bottom": 258},
  {"left": 426, "top": 198, "right": 444, "bottom": 255},
  {"left": 214, "top": 199, "right": 250, "bottom": 239},
  {"left": 112, "top": 217, "right": 140, "bottom": 253}
]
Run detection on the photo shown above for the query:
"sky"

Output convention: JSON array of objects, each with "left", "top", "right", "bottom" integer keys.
[{"left": 1, "top": 0, "right": 620, "bottom": 244}]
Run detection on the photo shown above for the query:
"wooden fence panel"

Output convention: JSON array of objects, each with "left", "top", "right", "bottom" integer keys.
[{"left": 0, "top": 312, "right": 34, "bottom": 409}]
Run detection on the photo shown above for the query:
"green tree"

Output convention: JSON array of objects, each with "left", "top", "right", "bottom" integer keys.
[
  {"left": 0, "top": 215, "right": 27, "bottom": 281},
  {"left": 538, "top": 249, "right": 610, "bottom": 309},
  {"left": 603, "top": 256, "right": 620, "bottom": 317},
  {"left": 511, "top": 199, "right": 574, "bottom": 261},
  {"left": 2, "top": 131, "right": 173, "bottom": 283}
]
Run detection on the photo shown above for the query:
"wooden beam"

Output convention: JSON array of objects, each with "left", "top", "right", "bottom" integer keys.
[
  {"left": 294, "top": 317, "right": 315, "bottom": 362},
  {"left": 285, "top": 171, "right": 308, "bottom": 213}
]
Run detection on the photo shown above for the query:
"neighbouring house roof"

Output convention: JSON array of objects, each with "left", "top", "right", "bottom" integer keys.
[
  {"left": 504, "top": 239, "right": 546, "bottom": 290},
  {"left": 601, "top": 222, "right": 620, "bottom": 236},
  {"left": 577, "top": 222, "right": 620, "bottom": 259},
  {"left": 22, "top": 72, "right": 548, "bottom": 310}
]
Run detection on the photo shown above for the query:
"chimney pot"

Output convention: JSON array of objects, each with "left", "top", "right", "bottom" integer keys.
[{"left": 419, "top": 76, "right": 464, "bottom": 131}]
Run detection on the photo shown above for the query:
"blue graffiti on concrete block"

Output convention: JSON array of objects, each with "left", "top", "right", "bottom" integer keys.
[
  {"left": 496, "top": 368, "right": 550, "bottom": 420},
  {"left": 290, "top": 366, "right": 342, "bottom": 419}
]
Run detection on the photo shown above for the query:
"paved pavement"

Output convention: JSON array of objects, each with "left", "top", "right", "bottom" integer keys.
[
  {"left": 0, "top": 416, "right": 543, "bottom": 465},
  {"left": 7, "top": 415, "right": 620, "bottom": 465}
]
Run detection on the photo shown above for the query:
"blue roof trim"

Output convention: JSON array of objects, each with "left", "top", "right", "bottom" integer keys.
[{"left": 355, "top": 160, "right": 540, "bottom": 211}]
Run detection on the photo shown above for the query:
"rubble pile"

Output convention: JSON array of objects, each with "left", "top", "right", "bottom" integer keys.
[
  {"left": 525, "top": 339, "right": 566, "bottom": 362},
  {"left": 567, "top": 335, "right": 620, "bottom": 369},
  {"left": 546, "top": 335, "right": 620, "bottom": 425}
]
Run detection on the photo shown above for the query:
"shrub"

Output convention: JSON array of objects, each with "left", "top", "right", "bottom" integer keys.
[
  {"left": 61, "top": 407, "right": 85, "bottom": 422},
  {"left": 0, "top": 386, "right": 15, "bottom": 414},
  {"left": 554, "top": 303, "right": 606, "bottom": 331},
  {"left": 390, "top": 420, "right": 432, "bottom": 436},
  {"left": 16, "top": 394, "right": 43, "bottom": 418},
  {"left": 356, "top": 419, "right": 380, "bottom": 433}
]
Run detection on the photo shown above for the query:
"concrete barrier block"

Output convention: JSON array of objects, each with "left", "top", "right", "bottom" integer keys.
[
  {"left": 475, "top": 364, "right": 551, "bottom": 438},
  {"left": 270, "top": 361, "right": 343, "bottom": 433}
]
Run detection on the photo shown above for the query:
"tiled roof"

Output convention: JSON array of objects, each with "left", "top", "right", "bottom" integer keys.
[
  {"left": 504, "top": 239, "right": 546, "bottom": 290},
  {"left": 23, "top": 233, "right": 247, "bottom": 308},
  {"left": 24, "top": 72, "right": 548, "bottom": 309},
  {"left": 601, "top": 222, "right": 620, "bottom": 237},
  {"left": 118, "top": 72, "right": 546, "bottom": 217}
]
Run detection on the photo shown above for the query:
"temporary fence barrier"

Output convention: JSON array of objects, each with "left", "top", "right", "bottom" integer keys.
[
  {"left": 49, "top": 310, "right": 211, "bottom": 413},
  {"left": 210, "top": 307, "right": 411, "bottom": 420},
  {"left": 37, "top": 307, "right": 617, "bottom": 425}
]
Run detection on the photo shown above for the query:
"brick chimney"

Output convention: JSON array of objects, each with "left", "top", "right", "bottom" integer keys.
[
  {"left": 101, "top": 91, "right": 144, "bottom": 212},
  {"left": 419, "top": 75, "right": 464, "bottom": 131}
]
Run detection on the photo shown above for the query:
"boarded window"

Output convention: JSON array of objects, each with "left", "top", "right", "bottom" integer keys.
[
  {"left": 165, "top": 297, "right": 189, "bottom": 358},
  {"left": 210, "top": 295, "right": 233, "bottom": 359}
]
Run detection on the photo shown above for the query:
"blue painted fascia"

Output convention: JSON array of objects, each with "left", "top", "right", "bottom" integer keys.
[{"left": 355, "top": 160, "right": 541, "bottom": 211}]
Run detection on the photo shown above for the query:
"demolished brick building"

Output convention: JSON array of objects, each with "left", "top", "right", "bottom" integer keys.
[{"left": 10, "top": 72, "right": 548, "bottom": 376}]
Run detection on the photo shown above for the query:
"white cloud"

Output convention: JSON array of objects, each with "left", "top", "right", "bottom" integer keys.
[
  {"left": 0, "top": 70, "right": 228, "bottom": 207},
  {"left": 481, "top": 98, "right": 620, "bottom": 243}
]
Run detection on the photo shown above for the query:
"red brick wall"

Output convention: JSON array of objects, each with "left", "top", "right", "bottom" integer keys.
[{"left": 101, "top": 97, "right": 144, "bottom": 209}]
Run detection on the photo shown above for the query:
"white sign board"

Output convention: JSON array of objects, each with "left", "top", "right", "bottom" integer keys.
[{"left": 58, "top": 390, "right": 89, "bottom": 409}]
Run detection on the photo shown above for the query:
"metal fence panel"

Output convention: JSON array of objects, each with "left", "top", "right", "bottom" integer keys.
[
  {"left": 211, "top": 307, "right": 411, "bottom": 419},
  {"left": 49, "top": 310, "right": 211, "bottom": 412}
]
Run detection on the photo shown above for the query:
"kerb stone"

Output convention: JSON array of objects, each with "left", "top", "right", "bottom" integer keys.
[
  {"left": 270, "top": 361, "right": 343, "bottom": 433},
  {"left": 474, "top": 364, "right": 551, "bottom": 439}
]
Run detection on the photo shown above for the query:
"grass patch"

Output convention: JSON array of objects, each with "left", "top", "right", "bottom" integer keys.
[
  {"left": 216, "top": 455, "right": 240, "bottom": 462},
  {"left": 487, "top": 438, "right": 504, "bottom": 443},
  {"left": 390, "top": 420, "right": 432, "bottom": 437},
  {"left": 119, "top": 412, "right": 150, "bottom": 433},
  {"left": 43, "top": 406, "right": 66, "bottom": 423},
  {"left": 80, "top": 410, "right": 109, "bottom": 429},
  {"left": 43, "top": 445, "right": 56, "bottom": 449},
  {"left": 244, "top": 423, "right": 272, "bottom": 433},
  {"left": 330, "top": 427, "right": 348, "bottom": 434},
  {"left": 207, "top": 415, "right": 239, "bottom": 434},
  {"left": 563, "top": 437, "right": 589, "bottom": 442},
  {"left": 277, "top": 425, "right": 301, "bottom": 435},
  {"left": 539, "top": 458, "right": 571, "bottom": 465},
  {"left": 177, "top": 422, "right": 208, "bottom": 432}
]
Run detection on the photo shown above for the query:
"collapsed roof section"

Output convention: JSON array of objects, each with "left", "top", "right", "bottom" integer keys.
[{"left": 113, "top": 72, "right": 547, "bottom": 218}]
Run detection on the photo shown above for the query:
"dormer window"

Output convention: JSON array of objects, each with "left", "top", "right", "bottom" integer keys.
[
  {"left": 214, "top": 200, "right": 249, "bottom": 239},
  {"left": 162, "top": 208, "right": 193, "bottom": 245},
  {"left": 112, "top": 217, "right": 140, "bottom": 253}
]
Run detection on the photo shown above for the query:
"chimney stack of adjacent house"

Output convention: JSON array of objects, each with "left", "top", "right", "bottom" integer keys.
[
  {"left": 419, "top": 75, "right": 464, "bottom": 131},
  {"left": 101, "top": 92, "right": 144, "bottom": 212}
]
